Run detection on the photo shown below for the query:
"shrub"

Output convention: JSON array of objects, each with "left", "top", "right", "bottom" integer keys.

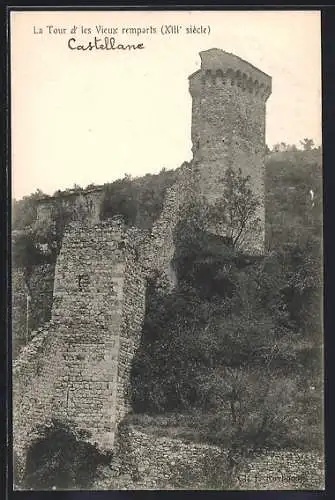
[{"left": 23, "top": 420, "right": 112, "bottom": 490}]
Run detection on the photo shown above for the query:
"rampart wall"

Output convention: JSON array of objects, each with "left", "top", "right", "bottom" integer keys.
[
  {"left": 93, "top": 425, "right": 324, "bottom": 490},
  {"left": 139, "top": 161, "right": 200, "bottom": 289},
  {"left": 13, "top": 219, "right": 146, "bottom": 482},
  {"left": 12, "top": 264, "right": 55, "bottom": 358},
  {"left": 33, "top": 188, "right": 104, "bottom": 235}
]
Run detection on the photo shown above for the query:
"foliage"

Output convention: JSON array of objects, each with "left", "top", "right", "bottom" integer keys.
[
  {"left": 12, "top": 189, "right": 47, "bottom": 230},
  {"left": 300, "top": 138, "right": 315, "bottom": 151},
  {"left": 270, "top": 138, "right": 319, "bottom": 153},
  {"left": 12, "top": 231, "right": 51, "bottom": 280},
  {"left": 266, "top": 152, "right": 322, "bottom": 250},
  {"left": 52, "top": 200, "right": 75, "bottom": 253},
  {"left": 100, "top": 168, "right": 177, "bottom": 228},
  {"left": 205, "top": 166, "right": 261, "bottom": 249},
  {"left": 131, "top": 251, "right": 322, "bottom": 449},
  {"left": 265, "top": 146, "right": 322, "bottom": 341},
  {"left": 23, "top": 419, "right": 112, "bottom": 490},
  {"left": 100, "top": 176, "right": 138, "bottom": 225},
  {"left": 131, "top": 251, "right": 295, "bottom": 413},
  {"left": 131, "top": 148, "right": 323, "bottom": 453}
]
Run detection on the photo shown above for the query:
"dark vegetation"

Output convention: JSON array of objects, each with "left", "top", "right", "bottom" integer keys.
[
  {"left": 100, "top": 169, "right": 177, "bottom": 227},
  {"left": 130, "top": 144, "right": 323, "bottom": 452},
  {"left": 21, "top": 420, "right": 112, "bottom": 490},
  {"left": 13, "top": 142, "right": 323, "bottom": 456}
]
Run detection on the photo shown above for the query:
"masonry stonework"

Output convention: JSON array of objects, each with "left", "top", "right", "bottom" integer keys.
[
  {"left": 93, "top": 425, "right": 324, "bottom": 490},
  {"left": 189, "top": 49, "right": 271, "bottom": 252},
  {"left": 13, "top": 218, "right": 146, "bottom": 480},
  {"left": 34, "top": 187, "right": 104, "bottom": 235},
  {"left": 12, "top": 269, "right": 28, "bottom": 358},
  {"left": 12, "top": 264, "right": 55, "bottom": 359},
  {"left": 139, "top": 161, "right": 199, "bottom": 288}
]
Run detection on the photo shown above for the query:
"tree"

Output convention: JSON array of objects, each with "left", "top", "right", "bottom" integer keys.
[
  {"left": 300, "top": 138, "right": 315, "bottom": 151},
  {"left": 12, "top": 231, "right": 47, "bottom": 278},
  {"left": 23, "top": 420, "right": 112, "bottom": 490},
  {"left": 12, "top": 189, "right": 49, "bottom": 230},
  {"left": 272, "top": 143, "right": 288, "bottom": 153},
  {"left": 287, "top": 144, "right": 298, "bottom": 152},
  {"left": 53, "top": 201, "right": 75, "bottom": 252},
  {"left": 100, "top": 177, "right": 138, "bottom": 225},
  {"left": 206, "top": 167, "right": 261, "bottom": 249}
]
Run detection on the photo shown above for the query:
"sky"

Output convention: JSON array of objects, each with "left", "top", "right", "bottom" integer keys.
[{"left": 11, "top": 10, "right": 322, "bottom": 200}]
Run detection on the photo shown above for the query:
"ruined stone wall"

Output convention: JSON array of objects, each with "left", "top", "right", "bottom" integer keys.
[
  {"left": 106, "top": 424, "right": 229, "bottom": 490},
  {"left": 189, "top": 49, "right": 271, "bottom": 253},
  {"left": 139, "top": 161, "right": 199, "bottom": 288},
  {"left": 12, "top": 264, "right": 55, "bottom": 359},
  {"left": 49, "top": 220, "right": 127, "bottom": 450},
  {"left": 13, "top": 322, "right": 65, "bottom": 479},
  {"left": 115, "top": 242, "right": 146, "bottom": 424},
  {"left": 50, "top": 219, "right": 146, "bottom": 449},
  {"left": 12, "top": 269, "right": 27, "bottom": 358},
  {"left": 28, "top": 264, "right": 55, "bottom": 331},
  {"left": 34, "top": 188, "right": 104, "bottom": 236},
  {"left": 33, "top": 202, "right": 54, "bottom": 233},
  {"left": 236, "top": 449, "right": 324, "bottom": 490},
  {"left": 95, "top": 425, "right": 324, "bottom": 490},
  {"left": 13, "top": 219, "right": 146, "bottom": 482}
]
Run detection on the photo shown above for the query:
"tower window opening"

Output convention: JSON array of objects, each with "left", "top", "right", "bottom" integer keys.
[
  {"left": 78, "top": 273, "right": 90, "bottom": 291},
  {"left": 110, "top": 281, "right": 117, "bottom": 297}
]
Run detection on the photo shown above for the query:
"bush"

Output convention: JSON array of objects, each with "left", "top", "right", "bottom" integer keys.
[
  {"left": 130, "top": 163, "right": 322, "bottom": 451},
  {"left": 23, "top": 420, "right": 112, "bottom": 490},
  {"left": 12, "top": 231, "right": 51, "bottom": 277}
]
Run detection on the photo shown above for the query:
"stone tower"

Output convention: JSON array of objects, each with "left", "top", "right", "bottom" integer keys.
[{"left": 189, "top": 49, "right": 272, "bottom": 253}]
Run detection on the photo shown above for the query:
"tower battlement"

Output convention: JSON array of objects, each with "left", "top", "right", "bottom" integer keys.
[{"left": 189, "top": 49, "right": 271, "bottom": 100}]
